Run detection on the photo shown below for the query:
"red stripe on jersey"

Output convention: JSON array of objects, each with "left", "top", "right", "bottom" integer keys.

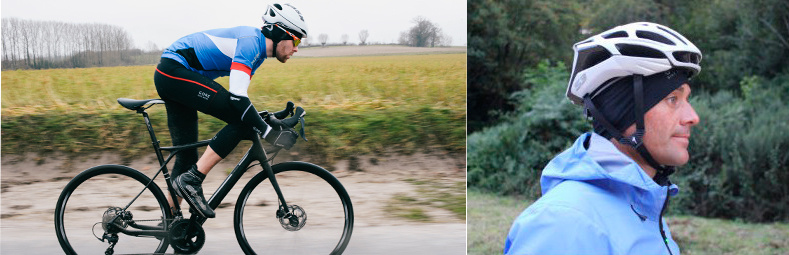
[
  {"left": 231, "top": 62, "right": 252, "bottom": 78},
  {"left": 156, "top": 68, "right": 217, "bottom": 93}
]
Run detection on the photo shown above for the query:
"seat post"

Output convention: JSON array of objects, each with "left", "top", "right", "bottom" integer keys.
[{"left": 140, "top": 110, "right": 166, "bottom": 166}]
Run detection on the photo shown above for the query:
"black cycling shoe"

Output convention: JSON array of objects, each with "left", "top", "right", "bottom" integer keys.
[{"left": 173, "top": 165, "right": 215, "bottom": 218}]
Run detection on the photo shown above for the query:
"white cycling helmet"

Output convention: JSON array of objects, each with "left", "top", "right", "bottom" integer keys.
[
  {"left": 262, "top": 3, "right": 309, "bottom": 38},
  {"left": 566, "top": 22, "right": 702, "bottom": 105}
]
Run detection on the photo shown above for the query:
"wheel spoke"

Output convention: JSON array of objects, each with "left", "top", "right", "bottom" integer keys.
[
  {"left": 55, "top": 166, "right": 171, "bottom": 254},
  {"left": 235, "top": 163, "right": 353, "bottom": 254}
]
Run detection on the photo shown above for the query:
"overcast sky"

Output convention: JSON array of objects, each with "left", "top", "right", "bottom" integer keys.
[{"left": 1, "top": 0, "right": 467, "bottom": 49}]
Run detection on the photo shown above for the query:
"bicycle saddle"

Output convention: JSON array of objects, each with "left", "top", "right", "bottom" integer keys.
[{"left": 117, "top": 98, "right": 165, "bottom": 111}]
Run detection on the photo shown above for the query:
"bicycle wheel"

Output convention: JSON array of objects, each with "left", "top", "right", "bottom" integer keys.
[
  {"left": 234, "top": 161, "right": 354, "bottom": 254},
  {"left": 55, "top": 165, "right": 173, "bottom": 254}
]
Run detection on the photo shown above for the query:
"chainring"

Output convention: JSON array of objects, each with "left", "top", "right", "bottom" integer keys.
[{"left": 168, "top": 219, "right": 206, "bottom": 254}]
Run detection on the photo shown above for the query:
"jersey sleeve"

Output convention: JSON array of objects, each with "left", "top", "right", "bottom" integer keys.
[{"left": 228, "top": 36, "right": 262, "bottom": 97}]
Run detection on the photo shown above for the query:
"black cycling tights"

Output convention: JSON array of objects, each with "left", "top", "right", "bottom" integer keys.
[{"left": 154, "top": 57, "right": 254, "bottom": 177}]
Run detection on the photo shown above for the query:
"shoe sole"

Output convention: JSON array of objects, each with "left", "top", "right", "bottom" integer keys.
[{"left": 173, "top": 175, "right": 214, "bottom": 218}]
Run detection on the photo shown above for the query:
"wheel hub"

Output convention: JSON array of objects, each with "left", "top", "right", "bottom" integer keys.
[
  {"left": 277, "top": 205, "right": 307, "bottom": 231},
  {"left": 101, "top": 207, "right": 128, "bottom": 233}
]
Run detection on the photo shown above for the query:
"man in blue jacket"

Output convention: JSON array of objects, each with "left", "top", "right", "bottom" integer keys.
[{"left": 504, "top": 22, "right": 702, "bottom": 255}]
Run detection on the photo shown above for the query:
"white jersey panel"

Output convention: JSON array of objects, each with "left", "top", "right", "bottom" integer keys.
[
  {"left": 203, "top": 33, "right": 237, "bottom": 59},
  {"left": 228, "top": 69, "right": 251, "bottom": 98}
]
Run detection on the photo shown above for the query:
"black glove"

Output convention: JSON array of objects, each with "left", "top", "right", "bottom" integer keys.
[{"left": 263, "top": 117, "right": 299, "bottom": 150}]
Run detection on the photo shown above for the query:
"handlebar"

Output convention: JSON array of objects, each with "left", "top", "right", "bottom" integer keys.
[{"left": 260, "top": 101, "right": 307, "bottom": 142}]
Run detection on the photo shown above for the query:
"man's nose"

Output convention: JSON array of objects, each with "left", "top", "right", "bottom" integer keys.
[{"left": 682, "top": 102, "right": 700, "bottom": 126}]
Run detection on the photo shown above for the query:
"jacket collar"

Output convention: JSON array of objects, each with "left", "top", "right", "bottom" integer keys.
[{"left": 541, "top": 132, "right": 679, "bottom": 219}]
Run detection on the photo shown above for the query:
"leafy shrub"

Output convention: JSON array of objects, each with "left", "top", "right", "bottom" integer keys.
[
  {"left": 672, "top": 73, "right": 789, "bottom": 222},
  {"left": 467, "top": 0, "right": 584, "bottom": 132},
  {"left": 468, "top": 61, "right": 590, "bottom": 197}
]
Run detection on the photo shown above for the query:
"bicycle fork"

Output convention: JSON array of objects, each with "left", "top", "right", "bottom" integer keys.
[{"left": 262, "top": 161, "right": 291, "bottom": 214}]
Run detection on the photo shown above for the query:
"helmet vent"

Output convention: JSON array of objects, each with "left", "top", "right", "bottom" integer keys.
[
  {"left": 673, "top": 51, "right": 701, "bottom": 64},
  {"left": 602, "top": 31, "right": 628, "bottom": 39},
  {"left": 616, "top": 44, "right": 665, "bottom": 58},
  {"left": 636, "top": 30, "right": 675, "bottom": 45},
  {"left": 576, "top": 46, "right": 613, "bottom": 71},
  {"left": 274, "top": 3, "right": 283, "bottom": 10},
  {"left": 269, "top": 9, "right": 276, "bottom": 17},
  {"left": 657, "top": 26, "right": 688, "bottom": 45}
]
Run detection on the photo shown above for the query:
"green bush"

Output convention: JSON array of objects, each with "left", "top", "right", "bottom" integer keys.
[
  {"left": 468, "top": 61, "right": 789, "bottom": 222},
  {"left": 468, "top": 61, "right": 590, "bottom": 197},
  {"left": 672, "top": 73, "right": 789, "bottom": 222},
  {"left": 467, "top": 0, "right": 789, "bottom": 133},
  {"left": 467, "top": 0, "right": 584, "bottom": 132}
]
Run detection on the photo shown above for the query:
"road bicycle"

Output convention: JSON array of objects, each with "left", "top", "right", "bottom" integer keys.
[{"left": 55, "top": 98, "right": 354, "bottom": 254}]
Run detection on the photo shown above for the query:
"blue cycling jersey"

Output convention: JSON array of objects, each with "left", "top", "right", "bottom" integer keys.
[{"left": 162, "top": 26, "right": 267, "bottom": 80}]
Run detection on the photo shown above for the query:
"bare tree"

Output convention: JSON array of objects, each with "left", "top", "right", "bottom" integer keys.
[
  {"left": 399, "top": 16, "right": 452, "bottom": 47},
  {"left": 318, "top": 33, "right": 329, "bottom": 47},
  {"left": 146, "top": 41, "right": 160, "bottom": 53},
  {"left": 398, "top": 31, "right": 409, "bottom": 45},
  {"left": 2, "top": 18, "right": 11, "bottom": 67},
  {"left": 341, "top": 34, "right": 349, "bottom": 45},
  {"left": 409, "top": 16, "right": 433, "bottom": 47},
  {"left": 358, "top": 30, "right": 369, "bottom": 45}
]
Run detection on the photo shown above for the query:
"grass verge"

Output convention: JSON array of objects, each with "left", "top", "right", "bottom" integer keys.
[
  {"left": 385, "top": 178, "right": 466, "bottom": 222},
  {"left": 467, "top": 189, "right": 789, "bottom": 255},
  {"left": 467, "top": 189, "right": 530, "bottom": 255},
  {"left": 1, "top": 104, "right": 464, "bottom": 166}
]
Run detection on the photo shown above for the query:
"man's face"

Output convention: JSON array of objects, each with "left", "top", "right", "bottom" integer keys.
[
  {"left": 276, "top": 40, "right": 299, "bottom": 63},
  {"left": 634, "top": 83, "right": 700, "bottom": 166}
]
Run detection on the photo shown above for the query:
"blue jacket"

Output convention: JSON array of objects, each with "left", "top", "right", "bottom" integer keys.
[{"left": 504, "top": 132, "right": 680, "bottom": 255}]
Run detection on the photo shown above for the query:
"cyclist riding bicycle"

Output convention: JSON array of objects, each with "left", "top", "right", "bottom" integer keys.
[
  {"left": 154, "top": 3, "right": 307, "bottom": 219},
  {"left": 504, "top": 22, "right": 702, "bottom": 255}
]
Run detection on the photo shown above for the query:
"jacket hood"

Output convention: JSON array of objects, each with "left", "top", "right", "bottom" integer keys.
[{"left": 540, "top": 132, "right": 678, "bottom": 197}]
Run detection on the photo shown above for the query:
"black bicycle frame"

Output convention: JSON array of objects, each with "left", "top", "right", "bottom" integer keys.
[{"left": 116, "top": 108, "right": 292, "bottom": 238}]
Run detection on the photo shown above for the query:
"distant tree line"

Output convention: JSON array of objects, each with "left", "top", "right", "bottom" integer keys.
[
  {"left": 1, "top": 17, "right": 148, "bottom": 70},
  {"left": 2, "top": 16, "right": 458, "bottom": 70}
]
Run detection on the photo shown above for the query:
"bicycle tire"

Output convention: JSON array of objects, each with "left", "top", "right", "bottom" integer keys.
[
  {"left": 234, "top": 161, "right": 354, "bottom": 254},
  {"left": 55, "top": 165, "right": 173, "bottom": 254}
]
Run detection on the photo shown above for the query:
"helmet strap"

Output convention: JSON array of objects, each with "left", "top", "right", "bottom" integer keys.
[
  {"left": 262, "top": 24, "right": 282, "bottom": 59},
  {"left": 272, "top": 41, "right": 279, "bottom": 59},
  {"left": 585, "top": 75, "right": 675, "bottom": 186}
]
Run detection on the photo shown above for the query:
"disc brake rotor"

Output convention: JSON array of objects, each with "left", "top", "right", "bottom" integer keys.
[{"left": 277, "top": 205, "right": 307, "bottom": 231}]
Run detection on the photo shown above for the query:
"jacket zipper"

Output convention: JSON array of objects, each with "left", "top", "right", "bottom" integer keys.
[{"left": 658, "top": 188, "right": 674, "bottom": 255}]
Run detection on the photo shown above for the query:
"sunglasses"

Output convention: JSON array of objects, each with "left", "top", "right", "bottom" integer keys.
[{"left": 275, "top": 24, "right": 301, "bottom": 47}]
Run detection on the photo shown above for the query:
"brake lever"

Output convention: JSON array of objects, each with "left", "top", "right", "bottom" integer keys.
[{"left": 298, "top": 115, "right": 307, "bottom": 142}]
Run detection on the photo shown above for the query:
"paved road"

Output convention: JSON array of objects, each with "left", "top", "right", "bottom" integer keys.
[
  {"left": 1, "top": 222, "right": 465, "bottom": 254},
  {"left": 1, "top": 153, "right": 467, "bottom": 254}
]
